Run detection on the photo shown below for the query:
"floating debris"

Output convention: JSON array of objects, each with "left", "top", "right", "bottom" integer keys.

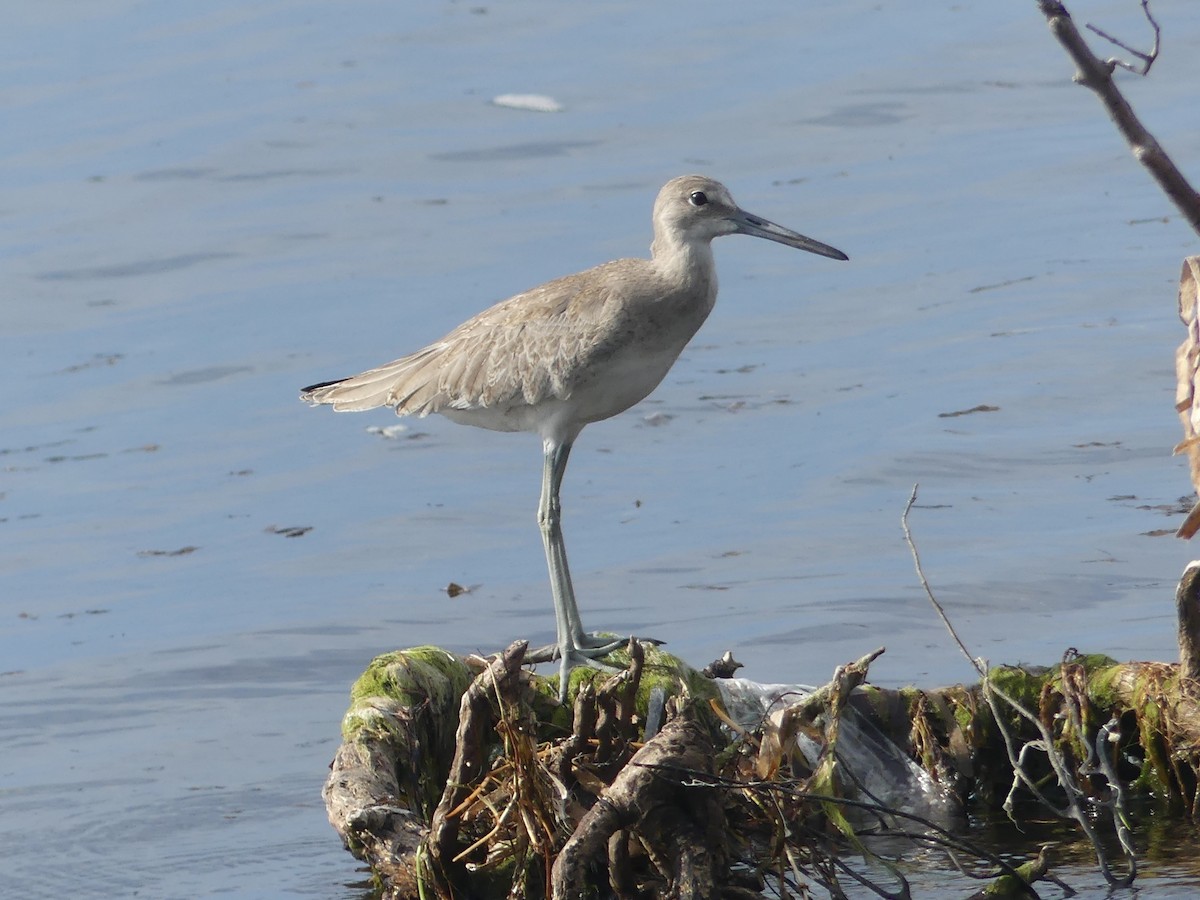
[
  {"left": 158, "top": 365, "right": 252, "bottom": 386},
  {"left": 265, "top": 525, "right": 313, "bottom": 538},
  {"left": 366, "top": 424, "right": 408, "bottom": 439},
  {"left": 137, "top": 546, "right": 199, "bottom": 557},
  {"left": 967, "top": 275, "right": 1036, "bottom": 294},
  {"left": 491, "top": 93, "right": 563, "bottom": 113},
  {"left": 60, "top": 353, "right": 124, "bottom": 373},
  {"left": 937, "top": 404, "right": 999, "bottom": 418},
  {"left": 45, "top": 453, "right": 107, "bottom": 463}
]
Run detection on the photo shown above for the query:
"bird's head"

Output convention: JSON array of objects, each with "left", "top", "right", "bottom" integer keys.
[{"left": 652, "top": 174, "right": 847, "bottom": 261}]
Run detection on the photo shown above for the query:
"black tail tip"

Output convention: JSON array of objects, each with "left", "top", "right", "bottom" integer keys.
[{"left": 300, "top": 377, "right": 345, "bottom": 399}]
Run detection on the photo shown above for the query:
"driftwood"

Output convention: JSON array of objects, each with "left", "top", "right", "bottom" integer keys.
[
  {"left": 325, "top": 639, "right": 733, "bottom": 898},
  {"left": 322, "top": 646, "right": 474, "bottom": 896},
  {"left": 1178, "top": 560, "right": 1200, "bottom": 682},
  {"left": 321, "top": 564, "right": 1200, "bottom": 898},
  {"left": 551, "top": 710, "right": 726, "bottom": 898}
]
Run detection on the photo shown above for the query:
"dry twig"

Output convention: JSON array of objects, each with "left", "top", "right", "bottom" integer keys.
[
  {"left": 901, "top": 485, "right": 1136, "bottom": 887},
  {"left": 1084, "top": 0, "right": 1160, "bottom": 75}
]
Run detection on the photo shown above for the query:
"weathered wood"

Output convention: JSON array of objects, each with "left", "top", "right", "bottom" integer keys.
[
  {"left": 323, "top": 741, "right": 427, "bottom": 898},
  {"left": 428, "top": 641, "right": 528, "bottom": 875},
  {"left": 326, "top": 647, "right": 1200, "bottom": 898},
  {"left": 1176, "top": 560, "right": 1200, "bottom": 680},
  {"left": 550, "top": 710, "right": 722, "bottom": 900},
  {"left": 322, "top": 645, "right": 475, "bottom": 898},
  {"left": 556, "top": 681, "right": 597, "bottom": 791}
]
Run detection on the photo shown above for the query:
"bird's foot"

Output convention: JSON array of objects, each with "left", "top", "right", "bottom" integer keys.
[
  {"left": 527, "top": 633, "right": 664, "bottom": 703},
  {"left": 528, "top": 631, "right": 656, "bottom": 664},
  {"left": 526, "top": 639, "right": 619, "bottom": 667}
]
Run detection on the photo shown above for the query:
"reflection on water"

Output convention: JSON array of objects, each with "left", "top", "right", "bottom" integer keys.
[
  {"left": 430, "top": 139, "right": 602, "bottom": 162},
  {"left": 37, "top": 251, "right": 239, "bottom": 281},
  {"left": 965, "top": 804, "right": 1200, "bottom": 897}
]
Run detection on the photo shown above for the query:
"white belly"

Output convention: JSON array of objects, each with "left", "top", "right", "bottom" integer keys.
[{"left": 438, "top": 334, "right": 688, "bottom": 438}]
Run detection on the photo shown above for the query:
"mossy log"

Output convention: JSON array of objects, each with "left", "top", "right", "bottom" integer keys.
[
  {"left": 323, "top": 639, "right": 731, "bottom": 898},
  {"left": 864, "top": 653, "right": 1200, "bottom": 813},
  {"left": 322, "top": 646, "right": 473, "bottom": 895},
  {"left": 321, "top": 556, "right": 1200, "bottom": 897},
  {"left": 323, "top": 572, "right": 1200, "bottom": 898}
]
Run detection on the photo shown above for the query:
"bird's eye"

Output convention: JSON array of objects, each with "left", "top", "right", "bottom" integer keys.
[{"left": 689, "top": 191, "right": 708, "bottom": 207}]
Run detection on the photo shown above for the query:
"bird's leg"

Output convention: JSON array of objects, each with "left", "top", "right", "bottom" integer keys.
[
  {"left": 537, "top": 437, "right": 596, "bottom": 647},
  {"left": 534, "top": 437, "right": 623, "bottom": 698}
]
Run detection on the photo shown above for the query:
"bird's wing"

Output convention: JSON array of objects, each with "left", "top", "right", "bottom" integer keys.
[{"left": 301, "top": 260, "right": 648, "bottom": 416}]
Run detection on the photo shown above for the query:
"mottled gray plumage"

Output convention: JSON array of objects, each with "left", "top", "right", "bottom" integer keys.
[
  {"left": 302, "top": 175, "right": 847, "bottom": 701},
  {"left": 302, "top": 256, "right": 710, "bottom": 434}
]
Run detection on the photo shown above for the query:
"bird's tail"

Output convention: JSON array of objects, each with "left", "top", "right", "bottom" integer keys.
[
  {"left": 300, "top": 350, "right": 442, "bottom": 414},
  {"left": 300, "top": 360, "right": 408, "bottom": 412}
]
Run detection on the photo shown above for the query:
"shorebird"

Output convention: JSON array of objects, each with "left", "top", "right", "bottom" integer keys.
[{"left": 301, "top": 175, "right": 847, "bottom": 700}]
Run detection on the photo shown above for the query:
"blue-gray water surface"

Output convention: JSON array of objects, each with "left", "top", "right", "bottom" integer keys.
[{"left": 4, "top": 1, "right": 1200, "bottom": 896}]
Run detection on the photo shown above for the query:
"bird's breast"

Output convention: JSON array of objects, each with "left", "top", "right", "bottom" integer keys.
[{"left": 563, "top": 282, "right": 717, "bottom": 424}]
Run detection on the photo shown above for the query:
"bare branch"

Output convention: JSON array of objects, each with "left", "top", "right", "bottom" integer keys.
[
  {"left": 901, "top": 484, "right": 984, "bottom": 676},
  {"left": 1095, "top": 718, "right": 1139, "bottom": 877},
  {"left": 1084, "top": 0, "right": 1160, "bottom": 75},
  {"left": 1037, "top": 0, "right": 1200, "bottom": 236},
  {"left": 901, "top": 489, "right": 1137, "bottom": 886}
]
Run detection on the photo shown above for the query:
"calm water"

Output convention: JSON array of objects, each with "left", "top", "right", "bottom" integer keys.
[{"left": 4, "top": 1, "right": 1200, "bottom": 896}]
